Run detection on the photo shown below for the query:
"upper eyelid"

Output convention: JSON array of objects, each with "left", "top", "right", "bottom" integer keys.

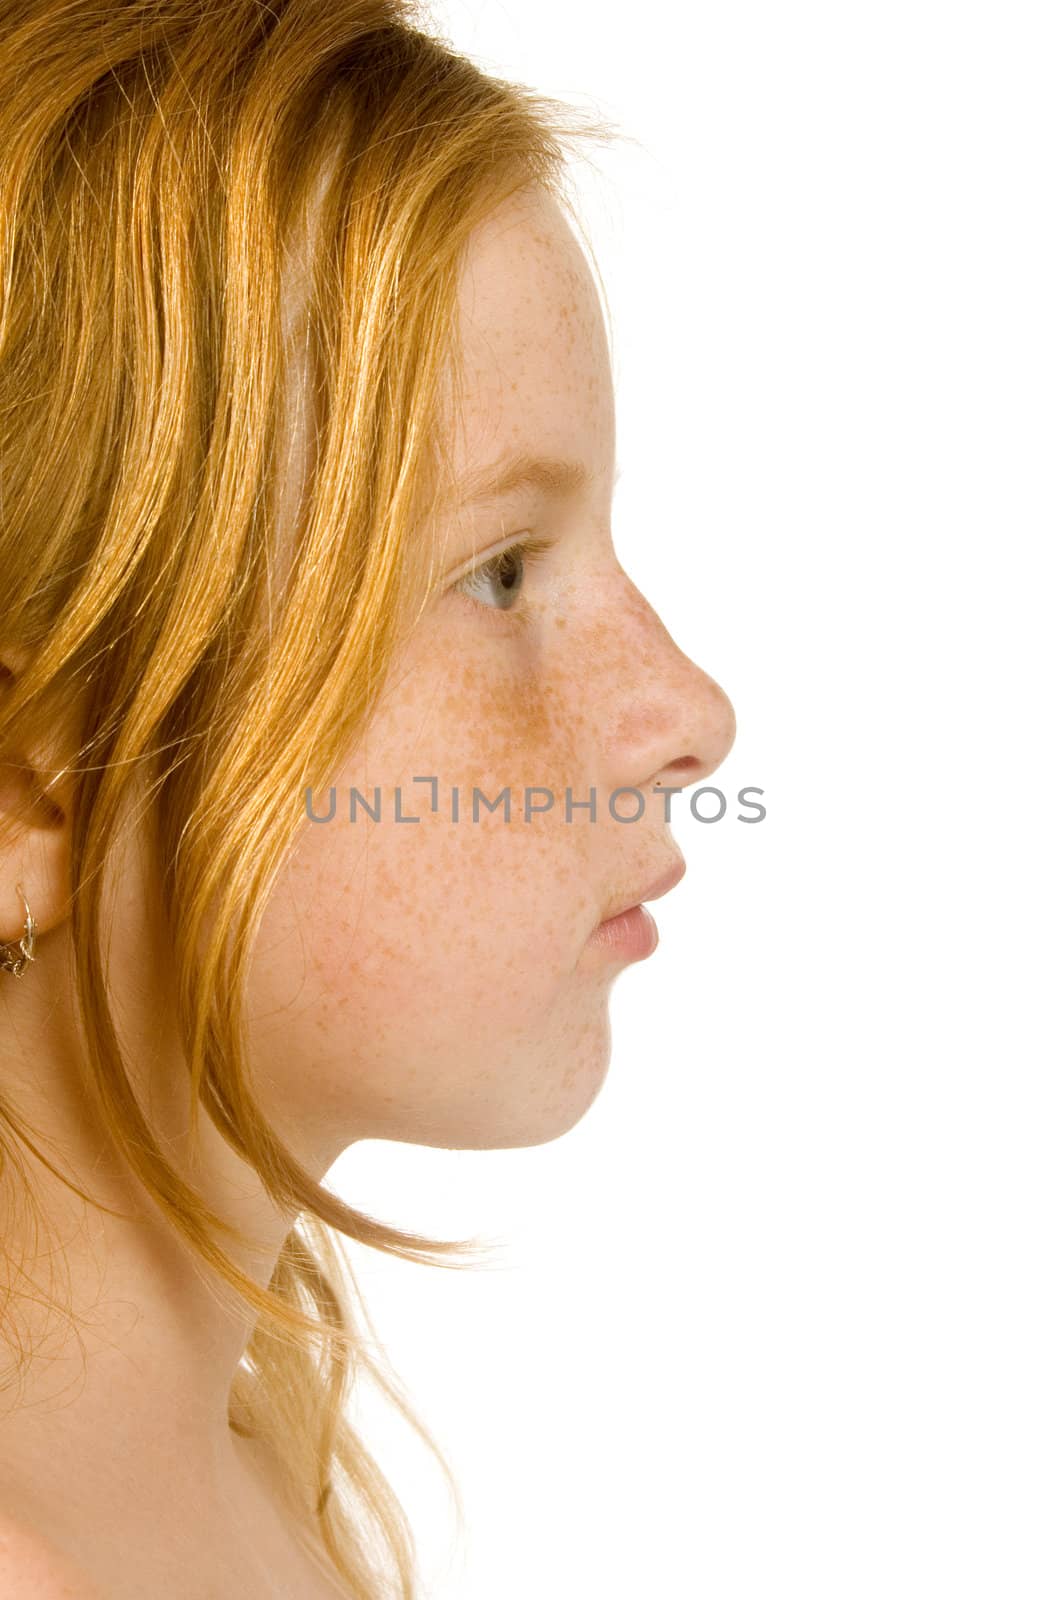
[
  {"left": 444, "top": 529, "right": 535, "bottom": 585},
  {"left": 449, "top": 534, "right": 555, "bottom": 626},
  {"left": 443, "top": 462, "right": 620, "bottom": 583}
]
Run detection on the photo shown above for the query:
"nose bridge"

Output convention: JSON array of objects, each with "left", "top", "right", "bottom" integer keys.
[{"left": 590, "top": 570, "right": 737, "bottom": 793}]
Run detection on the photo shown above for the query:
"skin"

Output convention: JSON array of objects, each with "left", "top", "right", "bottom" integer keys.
[{"left": 0, "top": 184, "right": 735, "bottom": 1590}]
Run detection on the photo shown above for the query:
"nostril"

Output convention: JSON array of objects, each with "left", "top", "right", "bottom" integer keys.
[{"left": 657, "top": 756, "right": 703, "bottom": 786}]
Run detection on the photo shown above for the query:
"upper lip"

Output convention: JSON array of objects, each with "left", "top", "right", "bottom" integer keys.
[{"left": 599, "top": 855, "right": 686, "bottom": 923}]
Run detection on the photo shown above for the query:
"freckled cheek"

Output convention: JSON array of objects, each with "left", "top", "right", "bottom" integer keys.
[
  {"left": 303, "top": 807, "right": 588, "bottom": 1027},
  {"left": 402, "top": 604, "right": 595, "bottom": 758},
  {"left": 295, "top": 640, "right": 595, "bottom": 1000}
]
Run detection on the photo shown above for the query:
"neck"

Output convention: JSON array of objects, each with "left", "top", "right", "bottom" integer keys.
[{"left": 0, "top": 953, "right": 317, "bottom": 1515}]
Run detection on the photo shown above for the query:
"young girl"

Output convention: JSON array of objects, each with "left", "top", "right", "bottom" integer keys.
[{"left": 0, "top": 1, "right": 736, "bottom": 1594}]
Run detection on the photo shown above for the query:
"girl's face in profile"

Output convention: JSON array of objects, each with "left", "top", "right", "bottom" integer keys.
[{"left": 244, "top": 185, "right": 736, "bottom": 1163}]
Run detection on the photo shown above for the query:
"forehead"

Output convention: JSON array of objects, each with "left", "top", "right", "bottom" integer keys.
[{"left": 443, "top": 186, "right": 615, "bottom": 504}]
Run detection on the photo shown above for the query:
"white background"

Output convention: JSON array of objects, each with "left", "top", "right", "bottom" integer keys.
[{"left": 326, "top": 3, "right": 1063, "bottom": 1595}]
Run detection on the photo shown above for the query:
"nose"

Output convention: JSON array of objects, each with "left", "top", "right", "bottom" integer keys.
[{"left": 594, "top": 573, "right": 737, "bottom": 799}]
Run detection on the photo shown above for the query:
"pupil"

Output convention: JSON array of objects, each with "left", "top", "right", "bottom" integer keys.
[{"left": 499, "top": 550, "right": 521, "bottom": 591}]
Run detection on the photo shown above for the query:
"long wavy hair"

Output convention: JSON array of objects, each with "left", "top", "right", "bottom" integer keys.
[{"left": 0, "top": 2, "right": 616, "bottom": 1593}]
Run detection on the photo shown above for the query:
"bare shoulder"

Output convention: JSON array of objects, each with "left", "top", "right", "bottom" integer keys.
[{"left": 0, "top": 1505, "right": 107, "bottom": 1599}]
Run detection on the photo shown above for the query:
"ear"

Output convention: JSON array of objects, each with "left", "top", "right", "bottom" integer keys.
[{"left": 0, "top": 643, "right": 81, "bottom": 952}]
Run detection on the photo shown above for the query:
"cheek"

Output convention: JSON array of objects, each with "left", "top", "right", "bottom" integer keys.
[
  {"left": 302, "top": 795, "right": 593, "bottom": 1033},
  {"left": 242, "top": 623, "right": 609, "bottom": 1147},
  {"left": 250, "top": 812, "right": 607, "bottom": 1152}
]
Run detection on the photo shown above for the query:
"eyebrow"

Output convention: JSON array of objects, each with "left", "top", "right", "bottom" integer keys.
[{"left": 453, "top": 451, "right": 621, "bottom": 507}]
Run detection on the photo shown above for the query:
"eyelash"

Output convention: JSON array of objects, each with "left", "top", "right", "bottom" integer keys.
[{"left": 450, "top": 535, "right": 556, "bottom": 623}]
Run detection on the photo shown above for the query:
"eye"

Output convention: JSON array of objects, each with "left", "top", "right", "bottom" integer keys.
[{"left": 451, "top": 535, "right": 554, "bottom": 615}]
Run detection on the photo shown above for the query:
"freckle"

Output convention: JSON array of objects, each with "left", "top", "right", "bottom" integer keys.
[{"left": 554, "top": 615, "right": 567, "bottom": 629}]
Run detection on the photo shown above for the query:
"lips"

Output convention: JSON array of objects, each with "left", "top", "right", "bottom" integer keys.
[{"left": 599, "top": 855, "right": 686, "bottom": 925}]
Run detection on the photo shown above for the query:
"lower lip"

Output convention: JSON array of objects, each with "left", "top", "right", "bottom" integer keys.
[{"left": 585, "top": 903, "right": 659, "bottom": 961}]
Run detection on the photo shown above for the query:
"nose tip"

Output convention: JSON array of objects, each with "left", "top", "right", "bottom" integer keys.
[
  {"left": 710, "top": 683, "right": 738, "bottom": 775},
  {"left": 596, "top": 572, "right": 738, "bottom": 800},
  {"left": 656, "top": 675, "right": 736, "bottom": 792}
]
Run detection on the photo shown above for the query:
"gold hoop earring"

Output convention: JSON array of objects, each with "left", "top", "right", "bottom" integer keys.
[{"left": 0, "top": 882, "right": 37, "bottom": 977}]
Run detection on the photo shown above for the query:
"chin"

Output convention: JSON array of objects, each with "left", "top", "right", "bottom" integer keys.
[
  {"left": 474, "top": 1015, "right": 615, "bottom": 1151},
  {"left": 354, "top": 1012, "right": 616, "bottom": 1152}
]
